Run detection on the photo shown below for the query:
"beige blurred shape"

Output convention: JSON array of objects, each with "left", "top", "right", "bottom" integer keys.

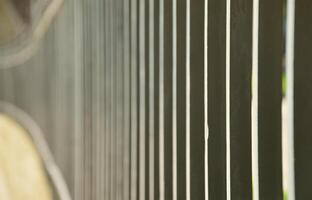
[
  {"left": 0, "top": 0, "right": 25, "bottom": 45},
  {"left": 0, "top": 0, "right": 63, "bottom": 67},
  {"left": 0, "top": 114, "right": 52, "bottom": 200}
]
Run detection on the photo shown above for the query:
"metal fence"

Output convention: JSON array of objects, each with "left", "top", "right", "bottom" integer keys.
[{"left": 0, "top": 0, "right": 312, "bottom": 199}]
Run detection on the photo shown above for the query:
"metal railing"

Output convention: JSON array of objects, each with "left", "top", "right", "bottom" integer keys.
[{"left": 0, "top": 0, "right": 311, "bottom": 199}]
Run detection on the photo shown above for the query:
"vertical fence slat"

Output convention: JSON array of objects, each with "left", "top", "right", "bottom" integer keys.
[
  {"left": 189, "top": 0, "right": 205, "bottom": 199},
  {"left": 294, "top": 1, "right": 312, "bottom": 199},
  {"left": 176, "top": 0, "right": 187, "bottom": 199},
  {"left": 139, "top": 0, "right": 146, "bottom": 198},
  {"left": 97, "top": 0, "right": 105, "bottom": 198},
  {"left": 285, "top": 0, "right": 295, "bottom": 198},
  {"left": 89, "top": 2, "right": 97, "bottom": 198},
  {"left": 123, "top": 0, "right": 131, "bottom": 199},
  {"left": 82, "top": 1, "right": 92, "bottom": 198},
  {"left": 104, "top": 0, "right": 111, "bottom": 198},
  {"left": 257, "top": 0, "right": 283, "bottom": 199},
  {"left": 130, "top": 0, "right": 138, "bottom": 198},
  {"left": 148, "top": 0, "right": 155, "bottom": 199},
  {"left": 172, "top": 0, "right": 178, "bottom": 198},
  {"left": 164, "top": 0, "right": 173, "bottom": 199},
  {"left": 111, "top": 0, "right": 117, "bottom": 198},
  {"left": 73, "top": 0, "right": 84, "bottom": 198},
  {"left": 153, "top": 0, "right": 160, "bottom": 198},
  {"left": 91, "top": 0, "right": 101, "bottom": 198},
  {"left": 99, "top": 0, "right": 106, "bottom": 197},
  {"left": 208, "top": 0, "right": 227, "bottom": 199},
  {"left": 159, "top": 0, "right": 165, "bottom": 198},
  {"left": 145, "top": 0, "right": 151, "bottom": 198},
  {"left": 116, "top": 0, "right": 124, "bottom": 199},
  {"left": 108, "top": 0, "right": 113, "bottom": 198},
  {"left": 136, "top": 0, "right": 141, "bottom": 196},
  {"left": 229, "top": 0, "right": 253, "bottom": 198}
]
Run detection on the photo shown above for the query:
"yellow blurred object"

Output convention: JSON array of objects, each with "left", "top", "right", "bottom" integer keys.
[{"left": 0, "top": 114, "right": 52, "bottom": 200}]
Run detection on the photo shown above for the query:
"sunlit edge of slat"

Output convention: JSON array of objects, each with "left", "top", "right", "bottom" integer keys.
[
  {"left": 185, "top": 0, "right": 191, "bottom": 199},
  {"left": 172, "top": 0, "right": 178, "bottom": 199},
  {"left": 204, "top": 0, "right": 209, "bottom": 199},
  {"left": 251, "top": 0, "right": 260, "bottom": 199},
  {"left": 285, "top": 0, "right": 296, "bottom": 199},
  {"left": 226, "top": 0, "right": 231, "bottom": 199}
]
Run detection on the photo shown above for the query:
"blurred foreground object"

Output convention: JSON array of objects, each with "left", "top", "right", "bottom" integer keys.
[
  {"left": 0, "top": 0, "right": 63, "bottom": 67},
  {"left": 0, "top": 114, "right": 52, "bottom": 200},
  {"left": 0, "top": 0, "right": 27, "bottom": 45}
]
